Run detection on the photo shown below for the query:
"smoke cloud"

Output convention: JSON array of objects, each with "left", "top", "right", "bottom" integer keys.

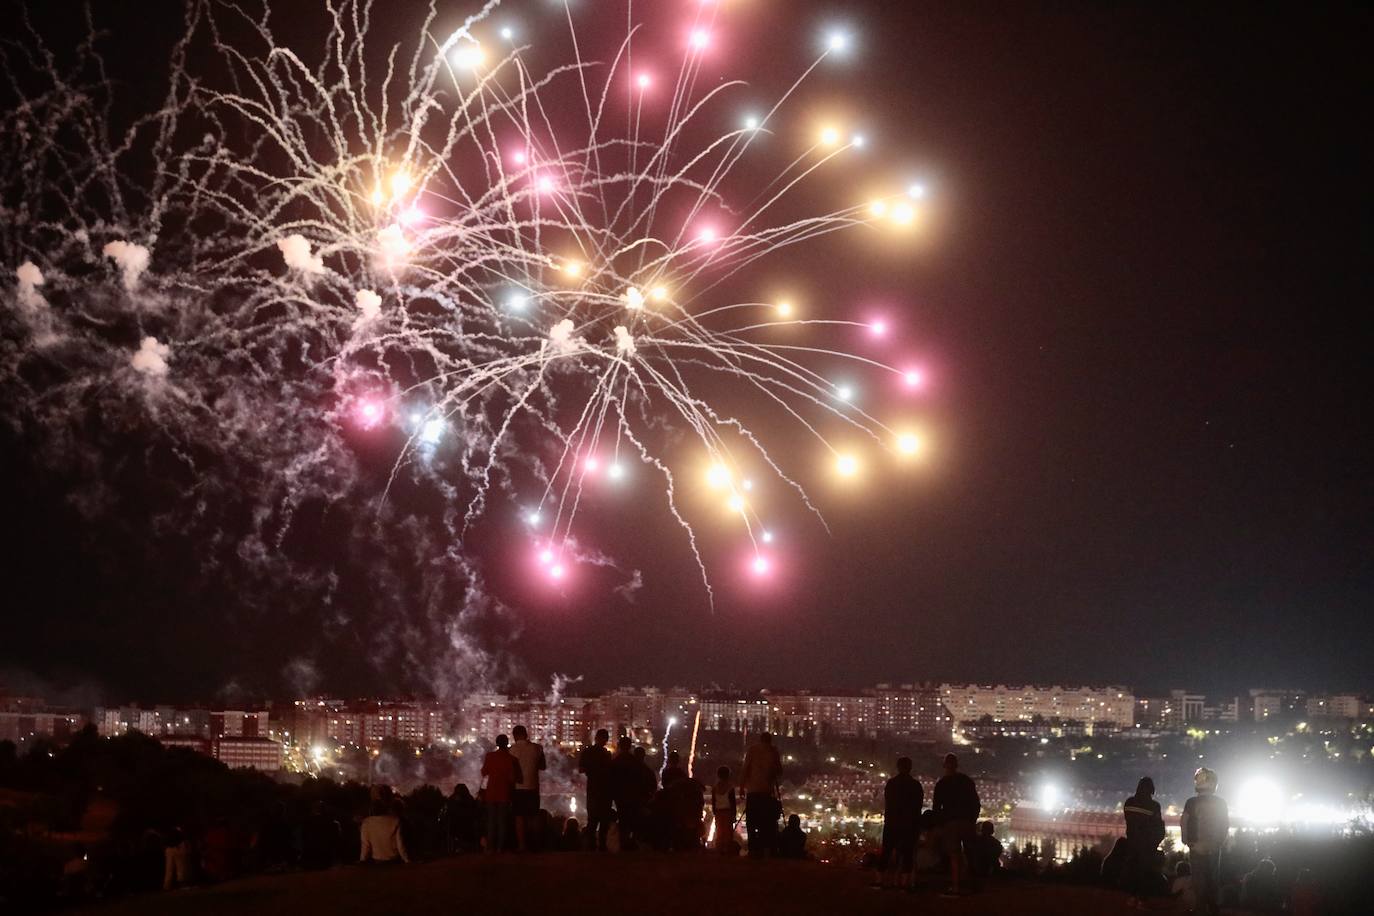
[
  {"left": 353, "top": 289, "right": 382, "bottom": 329},
  {"left": 613, "top": 325, "right": 636, "bottom": 357},
  {"left": 15, "top": 261, "right": 45, "bottom": 310},
  {"left": 101, "top": 240, "right": 150, "bottom": 291},
  {"left": 277, "top": 234, "right": 325, "bottom": 275},
  {"left": 548, "top": 318, "right": 581, "bottom": 354},
  {"left": 130, "top": 336, "right": 171, "bottom": 377}
]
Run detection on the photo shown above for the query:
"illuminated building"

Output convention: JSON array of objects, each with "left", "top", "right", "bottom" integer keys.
[
  {"left": 213, "top": 736, "right": 284, "bottom": 771},
  {"left": 939, "top": 684, "right": 1135, "bottom": 732}
]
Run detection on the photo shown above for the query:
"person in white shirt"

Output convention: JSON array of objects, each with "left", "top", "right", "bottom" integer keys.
[
  {"left": 509, "top": 724, "right": 547, "bottom": 852},
  {"left": 359, "top": 800, "right": 409, "bottom": 864}
]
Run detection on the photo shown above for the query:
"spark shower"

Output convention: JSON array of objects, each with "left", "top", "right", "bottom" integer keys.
[{"left": 1, "top": 0, "right": 940, "bottom": 635}]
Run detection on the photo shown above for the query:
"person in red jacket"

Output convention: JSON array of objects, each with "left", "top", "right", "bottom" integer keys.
[{"left": 480, "top": 734, "right": 523, "bottom": 854}]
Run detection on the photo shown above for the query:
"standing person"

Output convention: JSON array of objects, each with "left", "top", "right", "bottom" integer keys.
[
  {"left": 932, "top": 753, "right": 980, "bottom": 897},
  {"left": 1122, "top": 776, "right": 1166, "bottom": 907},
  {"left": 509, "top": 725, "right": 547, "bottom": 853},
  {"left": 610, "top": 736, "right": 648, "bottom": 849},
  {"left": 480, "top": 734, "right": 522, "bottom": 854},
  {"left": 578, "top": 729, "right": 614, "bottom": 851},
  {"left": 1181, "top": 767, "right": 1229, "bottom": 916},
  {"left": 661, "top": 750, "right": 688, "bottom": 789},
  {"left": 162, "top": 826, "right": 190, "bottom": 891},
  {"left": 739, "top": 732, "right": 783, "bottom": 857},
  {"left": 877, "top": 756, "right": 924, "bottom": 890},
  {"left": 710, "top": 766, "right": 738, "bottom": 854}
]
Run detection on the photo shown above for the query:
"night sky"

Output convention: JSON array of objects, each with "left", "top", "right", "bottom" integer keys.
[{"left": 2, "top": 1, "right": 1371, "bottom": 702}]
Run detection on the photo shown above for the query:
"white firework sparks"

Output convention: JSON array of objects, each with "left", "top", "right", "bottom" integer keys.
[{"left": 1, "top": 0, "right": 936, "bottom": 619}]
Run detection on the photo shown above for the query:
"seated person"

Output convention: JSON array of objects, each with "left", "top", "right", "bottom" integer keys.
[{"left": 778, "top": 814, "right": 808, "bottom": 859}]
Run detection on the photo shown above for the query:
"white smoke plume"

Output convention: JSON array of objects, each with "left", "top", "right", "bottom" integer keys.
[
  {"left": 130, "top": 336, "right": 171, "bottom": 377},
  {"left": 548, "top": 318, "right": 581, "bottom": 355},
  {"left": 353, "top": 289, "right": 382, "bottom": 329},
  {"left": 101, "top": 240, "right": 150, "bottom": 291},
  {"left": 277, "top": 233, "right": 325, "bottom": 275},
  {"left": 613, "top": 325, "right": 636, "bottom": 357},
  {"left": 15, "top": 261, "right": 45, "bottom": 310}
]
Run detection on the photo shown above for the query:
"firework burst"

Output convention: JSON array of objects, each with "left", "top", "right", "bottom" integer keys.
[{"left": 2, "top": 0, "right": 938, "bottom": 617}]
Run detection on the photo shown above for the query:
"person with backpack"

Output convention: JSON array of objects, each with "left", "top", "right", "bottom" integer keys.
[{"left": 1181, "top": 767, "right": 1229, "bottom": 916}]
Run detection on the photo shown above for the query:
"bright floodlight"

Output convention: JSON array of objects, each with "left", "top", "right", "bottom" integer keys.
[
  {"left": 1236, "top": 777, "right": 1284, "bottom": 825},
  {"left": 1041, "top": 784, "right": 1059, "bottom": 810}
]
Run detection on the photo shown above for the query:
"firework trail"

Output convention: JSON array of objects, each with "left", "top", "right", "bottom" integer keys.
[{"left": 1, "top": 0, "right": 937, "bottom": 683}]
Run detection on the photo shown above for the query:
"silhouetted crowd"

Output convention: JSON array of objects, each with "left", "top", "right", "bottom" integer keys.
[
  {"left": 7, "top": 727, "right": 1369, "bottom": 912},
  {"left": 1091, "top": 766, "right": 1326, "bottom": 914}
]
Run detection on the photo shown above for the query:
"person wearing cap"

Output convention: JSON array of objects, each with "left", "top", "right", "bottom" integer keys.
[{"left": 1181, "top": 767, "right": 1229, "bottom": 916}]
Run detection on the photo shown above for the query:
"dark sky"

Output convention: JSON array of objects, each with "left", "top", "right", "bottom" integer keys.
[{"left": 3, "top": 1, "right": 1371, "bottom": 702}]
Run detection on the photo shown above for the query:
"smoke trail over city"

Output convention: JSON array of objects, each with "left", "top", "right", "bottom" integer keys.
[{"left": 0, "top": 0, "right": 936, "bottom": 697}]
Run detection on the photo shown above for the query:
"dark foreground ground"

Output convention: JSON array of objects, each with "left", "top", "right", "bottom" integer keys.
[{"left": 80, "top": 853, "right": 1158, "bottom": 916}]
